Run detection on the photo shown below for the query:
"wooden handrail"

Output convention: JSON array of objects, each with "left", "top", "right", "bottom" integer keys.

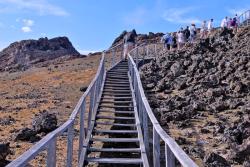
[
  {"left": 128, "top": 44, "right": 198, "bottom": 167},
  {"left": 7, "top": 46, "right": 122, "bottom": 167}
]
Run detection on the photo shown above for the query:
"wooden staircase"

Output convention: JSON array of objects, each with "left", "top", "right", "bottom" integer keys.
[{"left": 85, "top": 60, "right": 148, "bottom": 166}]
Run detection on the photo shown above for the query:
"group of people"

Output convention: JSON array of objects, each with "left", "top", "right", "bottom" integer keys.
[
  {"left": 161, "top": 19, "right": 214, "bottom": 51},
  {"left": 220, "top": 14, "right": 239, "bottom": 31},
  {"left": 122, "top": 14, "right": 241, "bottom": 59},
  {"left": 161, "top": 14, "right": 241, "bottom": 51}
]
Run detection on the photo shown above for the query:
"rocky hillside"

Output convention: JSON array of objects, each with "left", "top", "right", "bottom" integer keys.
[
  {"left": 111, "top": 30, "right": 163, "bottom": 47},
  {"left": 140, "top": 27, "right": 250, "bottom": 166},
  {"left": 0, "top": 37, "right": 81, "bottom": 72}
]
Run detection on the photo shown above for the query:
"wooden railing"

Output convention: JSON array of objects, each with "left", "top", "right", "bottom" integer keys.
[
  {"left": 128, "top": 44, "right": 198, "bottom": 167},
  {"left": 238, "top": 10, "right": 250, "bottom": 27},
  {"left": 7, "top": 44, "right": 123, "bottom": 167}
]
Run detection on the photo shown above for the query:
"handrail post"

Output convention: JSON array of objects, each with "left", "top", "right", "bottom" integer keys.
[
  {"left": 143, "top": 106, "right": 149, "bottom": 154},
  {"left": 78, "top": 100, "right": 86, "bottom": 160},
  {"left": 88, "top": 87, "right": 95, "bottom": 130},
  {"left": 153, "top": 128, "right": 160, "bottom": 167},
  {"left": 67, "top": 122, "right": 74, "bottom": 167},
  {"left": 136, "top": 47, "right": 139, "bottom": 68},
  {"left": 112, "top": 49, "right": 115, "bottom": 67},
  {"left": 165, "top": 143, "right": 175, "bottom": 167},
  {"left": 47, "top": 138, "right": 56, "bottom": 167}
]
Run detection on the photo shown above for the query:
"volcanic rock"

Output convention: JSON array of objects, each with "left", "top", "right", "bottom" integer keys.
[
  {"left": 204, "top": 152, "right": 230, "bottom": 167},
  {"left": 14, "top": 128, "right": 39, "bottom": 142},
  {"left": 0, "top": 37, "right": 81, "bottom": 72},
  {"left": 32, "top": 110, "right": 57, "bottom": 133},
  {"left": 0, "top": 143, "right": 10, "bottom": 167}
]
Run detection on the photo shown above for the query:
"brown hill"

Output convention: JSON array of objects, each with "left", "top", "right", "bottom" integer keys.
[{"left": 0, "top": 37, "right": 82, "bottom": 72}]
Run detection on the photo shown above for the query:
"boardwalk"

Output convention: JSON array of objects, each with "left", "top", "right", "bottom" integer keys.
[
  {"left": 7, "top": 44, "right": 198, "bottom": 167},
  {"left": 82, "top": 60, "right": 148, "bottom": 166}
]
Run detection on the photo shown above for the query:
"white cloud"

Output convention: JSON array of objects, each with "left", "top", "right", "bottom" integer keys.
[
  {"left": 21, "top": 26, "right": 32, "bottom": 33},
  {"left": 162, "top": 7, "right": 201, "bottom": 24},
  {"left": 23, "top": 19, "right": 34, "bottom": 26},
  {"left": 0, "top": 0, "right": 69, "bottom": 16},
  {"left": 19, "top": 19, "right": 34, "bottom": 33}
]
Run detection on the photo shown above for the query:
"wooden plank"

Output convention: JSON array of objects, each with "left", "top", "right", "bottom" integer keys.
[
  {"left": 102, "top": 92, "right": 131, "bottom": 96},
  {"left": 103, "top": 87, "right": 130, "bottom": 90},
  {"left": 66, "top": 122, "right": 74, "bottom": 167},
  {"left": 102, "top": 90, "right": 131, "bottom": 93},
  {"left": 153, "top": 128, "right": 160, "bottom": 167},
  {"left": 127, "top": 55, "right": 199, "bottom": 167},
  {"left": 95, "top": 122, "right": 136, "bottom": 127},
  {"left": 89, "top": 147, "right": 141, "bottom": 152},
  {"left": 47, "top": 139, "right": 56, "bottom": 167},
  {"left": 91, "top": 137, "right": 139, "bottom": 143},
  {"left": 96, "top": 115, "right": 135, "bottom": 120},
  {"left": 78, "top": 101, "right": 85, "bottom": 160},
  {"left": 165, "top": 143, "right": 175, "bottom": 167},
  {"left": 128, "top": 73, "right": 150, "bottom": 167},
  {"left": 94, "top": 129, "right": 138, "bottom": 134},
  {"left": 98, "top": 105, "right": 134, "bottom": 108},
  {"left": 86, "top": 158, "right": 142, "bottom": 164},
  {"left": 101, "top": 97, "right": 132, "bottom": 100},
  {"left": 104, "top": 83, "right": 130, "bottom": 87},
  {"left": 99, "top": 100, "right": 133, "bottom": 103},
  {"left": 97, "top": 109, "right": 134, "bottom": 114}
]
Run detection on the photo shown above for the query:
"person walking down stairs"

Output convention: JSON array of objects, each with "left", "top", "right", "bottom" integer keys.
[{"left": 123, "top": 29, "right": 137, "bottom": 60}]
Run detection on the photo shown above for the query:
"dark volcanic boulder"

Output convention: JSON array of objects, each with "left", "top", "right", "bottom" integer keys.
[
  {"left": 32, "top": 110, "right": 57, "bottom": 133},
  {"left": 0, "top": 143, "right": 10, "bottom": 166},
  {"left": 204, "top": 152, "right": 230, "bottom": 167},
  {"left": 14, "top": 128, "right": 39, "bottom": 142},
  {"left": 228, "top": 138, "right": 250, "bottom": 164}
]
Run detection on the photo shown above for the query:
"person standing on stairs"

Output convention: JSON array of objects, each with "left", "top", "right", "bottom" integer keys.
[{"left": 123, "top": 29, "right": 137, "bottom": 60}]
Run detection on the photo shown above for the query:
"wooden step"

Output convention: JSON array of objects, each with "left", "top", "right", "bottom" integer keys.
[
  {"left": 103, "top": 90, "right": 131, "bottom": 93},
  {"left": 96, "top": 116, "right": 135, "bottom": 120},
  {"left": 105, "top": 78, "right": 129, "bottom": 81},
  {"left": 107, "top": 73, "right": 127, "bottom": 75},
  {"left": 90, "top": 138, "right": 139, "bottom": 143},
  {"left": 95, "top": 122, "right": 136, "bottom": 127},
  {"left": 94, "top": 129, "right": 138, "bottom": 134},
  {"left": 99, "top": 105, "right": 134, "bottom": 108},
  {"left": 106, "top": 76, "right": 128, "bottom": 80},
  {"left": 105, "top": 81, "right": 130, "bottom": 84},
  {"left": 104, "top": 84, "right": 130, "bottom": 87},
  {"left": 102, "top": 93, "right": 131, "bottom": 96},
  {"left": 86, "top": 158, "right": 142, "bottom": 164},
  {"left": 97, "top": 109, "right": 134, "bottom": 114},
  {"left": 99, "top": 100, "right": 133, "bottom": 103},
  {"left": 101, "top": 96, "right": 132, "bottom": 99},
  {"left": 109, "top": 70, "right": 128, "bottom": 73},
  {"left": 104, "top": 87, "right": 130, "bottom": 90},
  {"left": 88, "top": 147, "right": 141, "bottom": 152}
]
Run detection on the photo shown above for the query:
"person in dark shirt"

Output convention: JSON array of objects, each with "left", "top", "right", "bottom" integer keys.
[
  {"left": 183, "top": 26, "right": 190, "bottom": 42},
  {"left": 123, "top": 29, "right": 137, "bottom": 59}
]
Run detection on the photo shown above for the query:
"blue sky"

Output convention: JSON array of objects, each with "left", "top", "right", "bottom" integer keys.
[{"left": 0, "top": 0, "right": 249, "bottom": 54}]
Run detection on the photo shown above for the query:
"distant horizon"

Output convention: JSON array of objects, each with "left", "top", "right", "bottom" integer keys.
[{"left": 0, "top": 0, "right": 249, "bottom": 54}]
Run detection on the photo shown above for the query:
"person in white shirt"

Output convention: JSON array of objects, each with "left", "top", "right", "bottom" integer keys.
[
  {"left": 207, "top": 19, "right": 214, "bottom": 36},
  {"left": 221, "top": 16, "right": 228, "bottom": 30},
  {"left": 177, "top": 30, "right": 185, "bottom": 50},
  {"left": 200, "top": 20, "right": 207, "bottom": 39}
]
